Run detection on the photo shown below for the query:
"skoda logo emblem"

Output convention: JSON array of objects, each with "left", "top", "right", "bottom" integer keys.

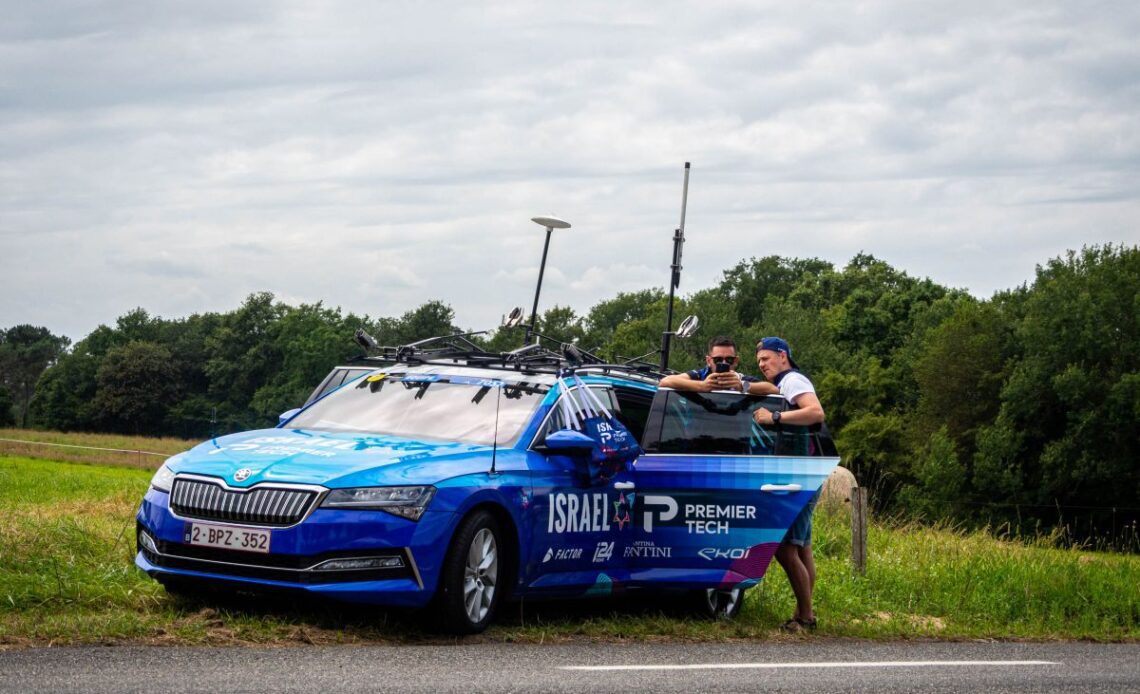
[{"left": 234, "top": 468, "right": 253, "bottom": 482}]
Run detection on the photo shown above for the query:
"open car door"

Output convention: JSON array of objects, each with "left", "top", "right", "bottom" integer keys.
[{"left": 628, "top": 388, "right": 840, "bottom": 591}]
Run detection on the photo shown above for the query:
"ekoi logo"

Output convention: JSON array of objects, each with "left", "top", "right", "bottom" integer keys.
[
  {"left": 640, "top": 495, "right": 678, "bottom": 533},
  {"left": 698, "top": 547, "right": 752, "bottom": 561}
]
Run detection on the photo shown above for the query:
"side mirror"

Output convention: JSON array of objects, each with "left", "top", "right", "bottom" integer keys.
[
  {"left": 278, "top": 408, "right": 301, "bottom": 426},
  {"left": 676, "top": 314, "right": 699, "bottom": 339},
  {"left": 543, "top": 429, "right": 596, "bottom": 455},
  {"left": 503, "top": 307, "right": 525, "bottom": 328}
]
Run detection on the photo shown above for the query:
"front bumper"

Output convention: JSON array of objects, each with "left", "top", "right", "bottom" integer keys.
[{"left": 135, "top": 487, "right": 454, "bottom": 608}]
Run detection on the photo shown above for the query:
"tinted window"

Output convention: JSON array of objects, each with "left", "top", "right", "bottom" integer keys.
[
  {"left": 642, "top": 390, "right": 817, "bottom": 456},
  {"left": 613, "top": 386, "right": 653, "bottom": 442}
]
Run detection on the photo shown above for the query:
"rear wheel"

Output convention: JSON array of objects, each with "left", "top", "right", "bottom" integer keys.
[
  {"left": 435, "top": 510, "right": 506, "bottom": 634},
  {"left": 691, "top": 587, "right": 745, "bottom": 620}
]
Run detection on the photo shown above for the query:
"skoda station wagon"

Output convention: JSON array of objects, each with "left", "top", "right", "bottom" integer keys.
[{"left": 135, "top": 343, "right": 839, "bottom": 633}]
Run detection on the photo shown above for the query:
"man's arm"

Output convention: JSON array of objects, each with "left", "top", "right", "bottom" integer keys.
[
  {"left": 752, "top": 392, "right": 825, "bottom": 426},
  {"left": 658, "top": 373, "right": 713, "bottom": 392},
  {"left": 745, "top": 380, "right": 778, "bottom": 396}
]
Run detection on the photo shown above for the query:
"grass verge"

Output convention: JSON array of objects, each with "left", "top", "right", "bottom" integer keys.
[
  {"left": 0, "top": 428, "right": 196, "bottom": 470},
  {"left": 1, "top": 455, "right": 1137, "bottom": 647}
]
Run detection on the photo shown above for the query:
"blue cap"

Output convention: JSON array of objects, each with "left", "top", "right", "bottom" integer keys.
[{"left": 756, "top": 336, "right": 799, "bottom": 369}]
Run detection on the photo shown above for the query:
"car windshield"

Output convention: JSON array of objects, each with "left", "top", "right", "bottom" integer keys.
[{"left": 284, "top": 373, "right": 550, "bottom": 446}]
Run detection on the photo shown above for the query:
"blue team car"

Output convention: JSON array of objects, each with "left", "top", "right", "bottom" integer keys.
[{"left": 136, "top": 336, "right": 839, "bottom": 633}]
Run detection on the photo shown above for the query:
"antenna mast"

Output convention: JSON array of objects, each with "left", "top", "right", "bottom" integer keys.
[{"left": 661, "top": 162, "right": 690, "bottom": 370}]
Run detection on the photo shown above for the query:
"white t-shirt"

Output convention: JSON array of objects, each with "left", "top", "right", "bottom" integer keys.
[{"left": 777, "top": 371, "right": 816, "bottom": 406}]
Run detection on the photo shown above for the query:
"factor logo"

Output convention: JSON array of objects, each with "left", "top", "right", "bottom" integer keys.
[{"left": 233, "top": 468, "right": 254, "bottom": 482}]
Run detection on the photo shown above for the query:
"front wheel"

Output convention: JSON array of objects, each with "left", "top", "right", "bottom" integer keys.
[
  {"left": 691, "top": 587, "right": 745, "bottom": 620},
  {"left": 435, "top": 510, "right": 506, "bottom": 634}
]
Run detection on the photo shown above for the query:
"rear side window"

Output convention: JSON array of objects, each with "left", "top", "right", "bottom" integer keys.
[
  {"left": 641, "top": 390, "right": 827, "bottom": 456},
  {"left": 534, "top": 386, "right": 618, "bottom": 444}
]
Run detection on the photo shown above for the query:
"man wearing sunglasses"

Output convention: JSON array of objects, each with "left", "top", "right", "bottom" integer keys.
[{"left": 658, "top": 336, "right": 777, "bottom": 395}]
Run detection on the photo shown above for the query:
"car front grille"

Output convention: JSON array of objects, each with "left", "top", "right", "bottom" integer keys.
[{"left": 170, "top": 477, "right": 320, "bottom": 527}]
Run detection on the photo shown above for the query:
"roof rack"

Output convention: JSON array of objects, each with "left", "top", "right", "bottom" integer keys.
[{"left": 348, "top": 328, "right": 665, "bottom": 383}]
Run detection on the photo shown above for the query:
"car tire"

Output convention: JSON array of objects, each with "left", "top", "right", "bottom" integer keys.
[
  {"left": 435, "top": 509, "right": 506, "bottom": 634},
  {"left": 690, "top": 586, "right": 745, "bottom": 620}
]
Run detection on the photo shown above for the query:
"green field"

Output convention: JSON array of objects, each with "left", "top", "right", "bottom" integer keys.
[{"left": 1, "top": 454, "right": 1137, "bottom": 647}]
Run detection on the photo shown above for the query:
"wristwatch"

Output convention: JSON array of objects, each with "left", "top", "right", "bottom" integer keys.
[
  {"left": 740, "top": 379, "right": 749, "bottom": 394},
  {"left": 771, "top": 410, "right": 782, "bottom": 424}
]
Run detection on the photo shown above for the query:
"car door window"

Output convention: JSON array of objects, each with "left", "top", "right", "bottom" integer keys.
[{"left": 642, "top": 390, "right": 818, "bottom": 456}]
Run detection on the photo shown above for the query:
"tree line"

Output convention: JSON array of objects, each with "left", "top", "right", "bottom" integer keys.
[{"left": 2, "top": 244, "right": 1137, "bottom": 545}]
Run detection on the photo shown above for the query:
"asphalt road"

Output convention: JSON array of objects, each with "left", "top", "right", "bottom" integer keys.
[{"left": 1, "top": 640, "right": 1137, "bottom": 693}]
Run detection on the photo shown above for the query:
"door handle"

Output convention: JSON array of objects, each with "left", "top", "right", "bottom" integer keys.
[
  {"left": 760, "top": 483, "right": 802, "bottom": 493},
  {"left": 614, "top": 482, "right": 636, "bottom": 490}
]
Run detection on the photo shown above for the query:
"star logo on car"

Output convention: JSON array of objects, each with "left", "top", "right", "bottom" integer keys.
[
  {"left": 233, "top": 468, "right": 253, "bottom": 482},
  {"left": 612, "top": 492, "right": 634, "bottom": 530}
]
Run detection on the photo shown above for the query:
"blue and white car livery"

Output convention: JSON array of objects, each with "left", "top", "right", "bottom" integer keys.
[{"left": 136, "top": 358, "right": 839, "bottom": 633}]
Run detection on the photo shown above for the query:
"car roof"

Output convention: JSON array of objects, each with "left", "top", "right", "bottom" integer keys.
[{"left": 328, "top": 361, "right": 658, "bottom": 388}]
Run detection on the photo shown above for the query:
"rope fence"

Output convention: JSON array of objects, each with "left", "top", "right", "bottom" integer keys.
[
  {"left": 0, "top": 436, "right": 173, "bottom": 469},
  {"left": 0, "top": 437, "right": 169, "bottom": 458}
]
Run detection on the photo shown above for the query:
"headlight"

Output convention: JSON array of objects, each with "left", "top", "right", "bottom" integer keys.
[
  {"left": 149, "top": 462, "right": 176, "bottom": 492},
  {"left": 320, "top": 485, "right": 436, "bottom": 520}
]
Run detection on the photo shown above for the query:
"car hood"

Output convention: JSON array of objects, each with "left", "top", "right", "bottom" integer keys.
[{"left": 167, "top": 428, "right": 496, "bottom": 488}]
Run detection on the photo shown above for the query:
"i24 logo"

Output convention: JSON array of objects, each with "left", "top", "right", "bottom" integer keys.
[{"left": 592, "top": 541, "right": 615, "bottom": 563}]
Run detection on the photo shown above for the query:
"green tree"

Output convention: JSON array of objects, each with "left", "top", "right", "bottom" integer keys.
[
  {"left": 0, "top": 385, "right": 14, "bottom": 426},
  {"left": 0, "top": 325, "right": 71, "bottom": 427},
  {"left": 834, "top": 411, "right": 909, "bottom": 502},
  {"left": 530, "top": 306, "right": 585, "bottom": 347},
  {"left": 92, "top": 341, "right": 181, "bottom": 435},
  {"left": 204, "top": 292, "right": 287, "bottom": 430},
  {"left": 897, "top": 427, "right": 967, "bottom": 519},
  {"left": 390, "top": 300, "right": 460, "bottom": 344},
  {"left": 975, "top": 245, "right": 1140, "bottom": 529},
  {"left": 26, "top": 350, "right": 99, "bottom": 431},
  {"left": 580, "top": 289, "right": 666, "bottom": 353},
  {"left": 248, "top": 302, "right": 369, "bottom": 420},
  {"left": 822, "top": 253, "right": 950, "bottom": 359},
  {"left": 910, "top": 300, "right": 1013, "bottom": 461},
  {"left": 720, "top": 256, "right": 832, "bottom": 327}
]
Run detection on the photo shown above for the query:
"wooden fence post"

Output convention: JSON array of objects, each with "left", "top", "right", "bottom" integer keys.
[{"left": 851, "top": 486, "right": 868, "bottom": 575}]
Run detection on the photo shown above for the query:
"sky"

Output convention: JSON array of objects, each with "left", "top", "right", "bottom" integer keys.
[{"left": 2, "top": 1, "right": 1138, "bottom": 342}]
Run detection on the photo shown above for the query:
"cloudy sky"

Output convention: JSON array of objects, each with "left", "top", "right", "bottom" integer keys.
[{"left": 2, "top": 1, "right": 1138, "bottom": 342}]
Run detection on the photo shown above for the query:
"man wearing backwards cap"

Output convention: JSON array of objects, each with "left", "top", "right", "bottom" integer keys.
[{"left": 753, "top": 336, "right": 826, "bottom": 632}]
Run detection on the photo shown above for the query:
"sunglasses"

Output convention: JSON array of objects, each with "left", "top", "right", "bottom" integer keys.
[{"left": 710, "top": 356, "right": 737, "bottom": 364}]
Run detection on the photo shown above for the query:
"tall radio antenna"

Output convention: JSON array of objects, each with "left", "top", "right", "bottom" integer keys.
[{"left": 660, "top": 162, "right": 690, "bottom": 370}]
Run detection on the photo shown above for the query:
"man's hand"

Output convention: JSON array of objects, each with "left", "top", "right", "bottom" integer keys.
[
  {"left": 753, "top": 408, "right": 775, "bottom": 426},
  {"left": 707, "top": 370, "right": 744, "bottom": 392}
]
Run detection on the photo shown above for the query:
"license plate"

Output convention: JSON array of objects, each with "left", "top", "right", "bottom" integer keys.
[{"left": 185, "top": 522, "right": 271, "bottom": 554}]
